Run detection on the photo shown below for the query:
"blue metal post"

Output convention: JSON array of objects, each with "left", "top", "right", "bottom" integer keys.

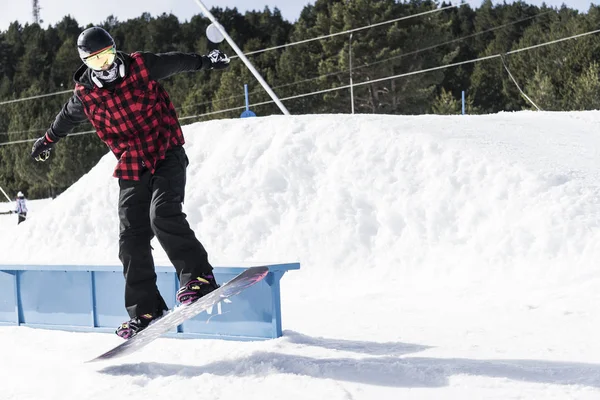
[
  {"left": 245, "top": 84, "right": 250, "bottom": 112},
  {"left": 265, "top": 271, "right": 284, "bottom": 338},
  {"left": 241, "top": 84, "right": 256, "bottom": 118},
  {"left": 14, "top": 271, "right": 22, "bottom": 325},
  {"left": 175, "top": 274, "right": 183, "bottom": 333},
  {"left": 462, "top": 91, "right": 466, "bottom": 115},
  {"left": 90, "top": 271, "right": 97, "bottom": 327}
]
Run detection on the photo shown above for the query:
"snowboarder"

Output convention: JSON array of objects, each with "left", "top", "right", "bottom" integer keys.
[
  {"left": 30, "top": 26, "right": 230, "bottom": 339},
  {"left": 15, "top": 191, "right": 27, "bottom": 224}
]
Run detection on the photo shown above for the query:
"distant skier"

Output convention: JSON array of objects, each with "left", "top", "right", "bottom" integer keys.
[
  {"left": 15, "top": 191, "right": 27, "bottom": 224},
  {"left": 30, "top": 27, "right": 230, "bottom": 339}
]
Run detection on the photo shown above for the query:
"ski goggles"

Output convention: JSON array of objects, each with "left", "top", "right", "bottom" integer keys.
[{"left": 83, "top": 46, "right": 116, "bottom": 71}]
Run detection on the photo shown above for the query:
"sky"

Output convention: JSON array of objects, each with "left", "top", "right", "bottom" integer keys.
[
  {"left": 3, "top": 112, "right": 600, "bottom": 398},
  {"left": 0, "top": 1, "right": 598, "bottom": 32}
]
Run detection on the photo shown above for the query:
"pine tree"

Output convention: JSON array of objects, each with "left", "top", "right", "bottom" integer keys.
[
  {"left": 524, "top": 68, "right": 558, "bottom": 111},
  {"left": 569, "top": 62, "right": 600, "bottom": 110},
  {"left": 432, "top": 88, "right": 460, "bottom": 114}
]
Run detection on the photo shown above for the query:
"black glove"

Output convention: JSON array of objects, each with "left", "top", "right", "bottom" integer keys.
[
  {"left": 31, "top": 132, "right": 56, "bottom": 162},
  {"left": 203, "top": 49, "right": 230, "bottom": 70}
]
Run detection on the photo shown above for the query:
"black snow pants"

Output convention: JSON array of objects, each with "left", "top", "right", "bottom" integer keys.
[{"left": 118, "top": 146, "right": 213, "bottom": 319}]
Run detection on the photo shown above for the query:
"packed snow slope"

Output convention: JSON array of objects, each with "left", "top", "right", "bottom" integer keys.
[{"left": 3, "top": 112, "right": 600, "bottom": 399}]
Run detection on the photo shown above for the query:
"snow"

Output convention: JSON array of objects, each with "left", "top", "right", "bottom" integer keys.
[{"left": 2, "top": 112, "right": 600, "bottom": 399}]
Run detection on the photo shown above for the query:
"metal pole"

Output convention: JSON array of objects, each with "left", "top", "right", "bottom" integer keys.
[
  {"left": 192, "top": 0, "right": 290, "bottom": 115},
  {"left": 349, "top": 33, "right": 355, "bottom": 114},
  {"left": 245, "top": 84, "right": 250, "bottom": 111},
  {"left": 462, "top": 91, "right": 465, "bottom": 115},
  {"left": 0, "top": 185, "right": 12, "bottom": 202}
]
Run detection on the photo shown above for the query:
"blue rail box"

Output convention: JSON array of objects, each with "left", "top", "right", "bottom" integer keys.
[{"left": 0, "top": 263, "right": 299, "bottom": 340}]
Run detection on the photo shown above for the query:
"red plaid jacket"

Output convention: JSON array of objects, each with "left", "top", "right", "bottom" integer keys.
[
  {"left": 75, "top": 54, "right": 183, "bottom": 180},
  {"left": 48, "top": 51, "right": 210, "bottom": 180}
]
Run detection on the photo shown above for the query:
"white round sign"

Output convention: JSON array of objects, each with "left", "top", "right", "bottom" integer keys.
[{"left": 206, "top": 23, "right": 225, "bottom": 43}]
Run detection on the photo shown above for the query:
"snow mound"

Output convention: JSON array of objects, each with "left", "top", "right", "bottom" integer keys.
[{"left": 2, "top": 112, "right": 600, "bottom": 286}]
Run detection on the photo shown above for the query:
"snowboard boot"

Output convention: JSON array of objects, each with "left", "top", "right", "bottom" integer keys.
[
  {"left": 116, "top": 310, "right": 164, "bottom": 339},
  {"left": 176, "top": 274, "right": 219, "bottom": 305}
]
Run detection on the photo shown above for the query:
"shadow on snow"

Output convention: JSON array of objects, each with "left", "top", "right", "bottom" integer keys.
[{"left": 98, "top": 330, "right": 600, "bottom": 388}]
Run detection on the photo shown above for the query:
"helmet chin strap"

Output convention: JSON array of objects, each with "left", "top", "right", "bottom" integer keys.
[{"left": 91, "top": 57, "right": 126, "bottom": 88}]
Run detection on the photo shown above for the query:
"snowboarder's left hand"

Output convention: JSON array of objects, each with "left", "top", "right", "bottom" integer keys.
[{"left": 206, "top": 49, "right": 230, "bottom": 70}]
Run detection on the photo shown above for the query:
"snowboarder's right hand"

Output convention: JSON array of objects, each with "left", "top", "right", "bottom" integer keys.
[
  {"left": 205, "top": 49, "right": 230, "bottom": 70},
  {"left": 31, "top": 132, "right": 56, "bottom": 162}
]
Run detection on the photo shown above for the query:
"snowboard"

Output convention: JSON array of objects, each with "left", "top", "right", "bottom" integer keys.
[{"left": 87, "top": 266, "right": 269, "bottom": 363}]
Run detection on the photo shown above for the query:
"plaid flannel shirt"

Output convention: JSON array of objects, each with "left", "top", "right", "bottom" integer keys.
[{"left": 75, "top": 53, "right": 184, "bottom": 180}]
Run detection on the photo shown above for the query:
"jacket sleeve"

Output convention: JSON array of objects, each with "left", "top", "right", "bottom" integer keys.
[
  {"left": 47, "top": 93, "right": 88, "bottom": 141},
  {"left": 140, "top": 52, "right": 211, "bottom": 81}
]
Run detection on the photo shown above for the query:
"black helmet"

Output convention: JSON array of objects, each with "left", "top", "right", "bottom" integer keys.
[{"left": 77, "top": 27, "right": 115, "bottom": 60}]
